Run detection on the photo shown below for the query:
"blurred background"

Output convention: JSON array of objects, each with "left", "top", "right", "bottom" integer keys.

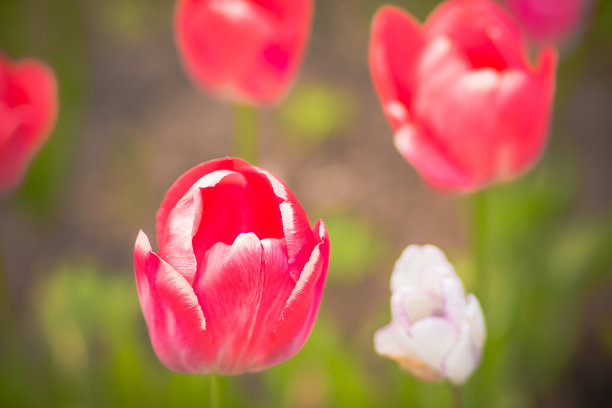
[{"left": 0, "top": 0, "right": 611, "bottom": 407}]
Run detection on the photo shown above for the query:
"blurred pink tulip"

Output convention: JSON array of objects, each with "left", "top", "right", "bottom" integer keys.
[
  {"left": 0, "top": 53, "right": 57, "bottom": 194},
  {"left": 175, "top": 0, "right": 313, "bottom": 105},
  {"left": 134, "top": 158, "right": 329, "bottom": 374},
  {"left": 375, "top": 245, "right": 486, "bottom": 384},
  {"left": 503, "top": 0, "right": 587, "bottom": 44},
  {"left": 370, "top": 0, "right": 557, "bottom": 192}
]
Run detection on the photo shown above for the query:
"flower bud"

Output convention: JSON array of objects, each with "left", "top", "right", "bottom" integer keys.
[
  {"left": 374, "top": 245, "right": 485, "bottom": 384},
  {"left": 134, "top": 158, "right": 330, "bottom": 374}
]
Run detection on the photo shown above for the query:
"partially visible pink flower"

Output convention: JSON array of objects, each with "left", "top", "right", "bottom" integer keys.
[
  {"left": 375, "top": 245, "right": 486, "bottom": 384},
  {"left": 503, "top": 0, "right": 588, "bottom": 44},
  {"left": 369, "top": 0, "right": 557, "bottom": 192},
  {"left": 175, "top": 0, "right": 313, "bottom": 106},
  {"left": 135, "top": 158, "right": 330, "bottom": 374},
  {"left": 0, "top": 53, "right": 58, "bottom": 194}
]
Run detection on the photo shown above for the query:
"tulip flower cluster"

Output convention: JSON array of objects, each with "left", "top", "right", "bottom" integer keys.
[{"left": 129, "top": 0, "right": 557, "bottom": 385}]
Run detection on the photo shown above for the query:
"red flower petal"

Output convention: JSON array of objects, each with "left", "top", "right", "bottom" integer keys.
[
  {"left": 134, "top": 231, "right": 213, "bottom": 374},
  {"left": 259, "top": 219, "right": 329, "bottom": 369},
  {"left": 0, "top": 55, "right": 57, "bottom": 193},
  {"left": 370, "top": 6, "right": 425, "bottom": 129}
]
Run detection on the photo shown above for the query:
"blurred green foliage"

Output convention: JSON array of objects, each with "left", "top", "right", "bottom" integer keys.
[
  {"left": 322, "top": 211, "right": 390, "bottom": 282},
  {"left": 278, "top": 82, "right": 356, "bottom": 143}
]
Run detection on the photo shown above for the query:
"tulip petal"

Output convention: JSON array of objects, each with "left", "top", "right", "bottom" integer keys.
[
  {"left": 0, "top": 57, "right": 57, "bottom": 193},
  {"left": 442, "top": 276, "right": 467, "bottom": 322},
  {"left": 238, "top": 237, "right": 295, "bottom": 369},
  {"left": 466, "top": 294, "right": 486, "bottom": 345},
  {"left": 410, "top": 317, "right": 457, "bottom": 371},
  {"left": 193, "top": 232, "right": 268, "bottom": 374},
  {"left": 442, "top": 322, "right": 479, "bottom": 384},
  {"left": 259, "top": 219, "right": 329, "bottom": 369},
  {"left": 134, "top": 231, "right": 213, "bottom": 374},
  {"left": 370, "top": 6, "right": 425, "bottom": 129},
  {"left": 425, "top": 0, "right": 526, "bottom": 70},
  {"left": 374, "top": 324, "right": 440, "bottom": 381},
  {"left": 255, "top": 168, "right": 317, "bottom": 277},
  {"left": 391, "top": 245, "right": 452, "bottom": 292},
  {"left": 392, "top": 289, "right": 443, "bottom": 326},
  {"left": 157, "top": 158, "right": 240, "bottom": 245}
]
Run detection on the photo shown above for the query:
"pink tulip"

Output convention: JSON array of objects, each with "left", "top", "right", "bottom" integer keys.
[
  {"left": 0, "top": 53, "right": 58, "bottom": 194},
  {"left": 175, "top": 0, "right": 313, "bottom": 105},
  {"left": 503, "top": 0, "right": 587, "bottom": 44},
  {"left": 134, "top": 158, "right": 330, "bottom": 374},
  {"left": 370, "top": 0, "right": 557, "bottom": 192}
]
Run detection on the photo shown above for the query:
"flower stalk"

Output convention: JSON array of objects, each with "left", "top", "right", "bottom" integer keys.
[{"left": 234, "top": 104, "right": 258, "bottom": 165}]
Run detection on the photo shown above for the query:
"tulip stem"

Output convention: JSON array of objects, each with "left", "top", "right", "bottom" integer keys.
[
  {"left": 234, "top": 103, "right": 258, "bottom": 165},
  {"left": 449, "top": 384, "right": 463, "bottom": 408},
  {"left": 210, "top": 375, "right": 221, "bottom": 408},
  {"left": 473, "top": 191, "right": 487, "bottom": 303},
  {"left": 0, "top": 230, "right": 14, "bottom": 330}
]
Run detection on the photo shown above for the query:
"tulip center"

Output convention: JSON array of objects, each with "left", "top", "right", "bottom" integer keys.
[{"left": 191, "top": 170, "right": 285, "bottom": 262}]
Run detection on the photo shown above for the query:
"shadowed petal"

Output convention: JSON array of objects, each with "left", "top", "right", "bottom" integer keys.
[{"left": 258, "top": 219, "right": 329, "bottom": 369}]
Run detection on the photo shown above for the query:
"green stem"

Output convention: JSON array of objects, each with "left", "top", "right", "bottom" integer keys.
[
  {"left": 233, "top": 103, "right": 258, "bottom": 165},
  {"left": 210, "top": 375, "right": 220, "bottom": 408},
  {"left": 473, "top": 191, "right": 487, "bottom": 304},
  {"left": 449, "top": 384, "right": 463, "bottom": 408},
  {"left": 0, "top": 227, "right": 14, "bottom": 331}
]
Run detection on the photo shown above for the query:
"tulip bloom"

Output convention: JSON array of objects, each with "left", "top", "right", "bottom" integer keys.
[
  {"left": 175, "top": 0, "right": 313, "bottom": 105},
  {"left": 375, "top": 245, "right": 486, "bottom": 384},
  {"left": 370, "top": 0, "right": 557, "bottom": 192},
  {"left": 134, "top": 158, "right": 330, "bottom": 374},
  {"left": 503, "top": 0, "right": 587, "bottom": 44},
  {"left": 0, "top": 53, "right": 57, "bottom": 194}
]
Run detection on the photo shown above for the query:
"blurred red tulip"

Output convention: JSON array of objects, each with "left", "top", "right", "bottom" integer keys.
[
  {"left": 503, "top": 0, "right": 588, "bottom": 45},
  {"left": 134, "top": 157, "right": 329, "bottom": 374},
  {"left": 370, "top": 0, "right": 557, "bottom": 192},
  {"left": 0, "top": 53, "right": 57, "bottom": 194},
  {"left": 175, "top": 0, "right": 313, "bottom": 106}
]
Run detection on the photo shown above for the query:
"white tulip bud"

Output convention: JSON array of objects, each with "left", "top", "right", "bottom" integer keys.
[{"left": 374, "top": 245, "right": 486, "bottom": 384}]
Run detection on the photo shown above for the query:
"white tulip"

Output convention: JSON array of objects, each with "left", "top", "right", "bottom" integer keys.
[{"left": 374, "top": 245, "right": 486, "bottom": 384}]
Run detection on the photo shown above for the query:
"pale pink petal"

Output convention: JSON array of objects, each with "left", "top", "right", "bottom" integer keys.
[
  {"left": 442, "top": 322, "right": 479, "bottom": 384},
  {"left": 442, "top": 275, "right": 467, "bottom": 322},
  {"left": 392, "top": 289, "right": 443, "bottom": 325},
  {"left": 410, "top": 317, "right": 457, "bottom": 371},
  {"left": 466, "top": 294, "right": 486, "bottom": 346},
  {"left": 375, "top": 324, "right": 441, "bottom": 381},
  {"left": 391, "top": 245, "right": 451, "bottom": 292}
]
